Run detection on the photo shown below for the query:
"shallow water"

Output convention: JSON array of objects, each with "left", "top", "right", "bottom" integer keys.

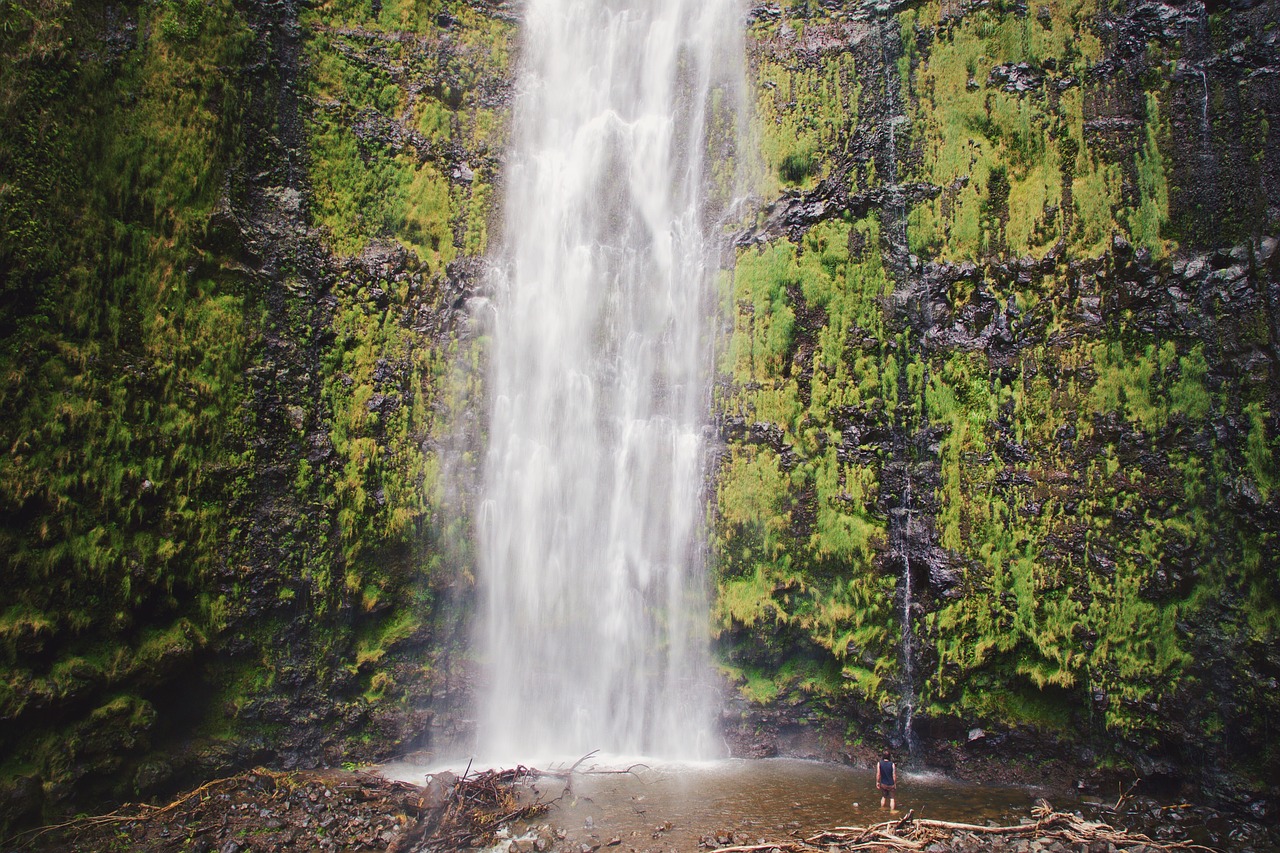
[
  {"left": 385, "top": 757, "right": 1060, "bottom": 850},
  {"left": 532, "top": 758, "right": 1048, "bottom": 842},
  {"left": 381, "top": 755, "right": 1280, "bottom": 851}
]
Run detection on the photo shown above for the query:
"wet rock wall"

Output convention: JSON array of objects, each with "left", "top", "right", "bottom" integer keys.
[
  {"left": 0, "top": 0, "right": 510, "bottom": 831},
  {"left": 2, "top": 0, "right": 1278, "bottom": 833},
  {"left": 713, "top": 0, "right": 1279, "bottom": 817}
]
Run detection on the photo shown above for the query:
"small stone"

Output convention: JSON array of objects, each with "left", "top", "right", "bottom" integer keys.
[{"left": 1258, "top": 236, "right": 1278, "bottom": 263}]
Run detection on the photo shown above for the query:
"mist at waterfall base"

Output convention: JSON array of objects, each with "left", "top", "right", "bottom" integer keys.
[{"left": 463, "top": 0, "right": 746, "bottom": 767}]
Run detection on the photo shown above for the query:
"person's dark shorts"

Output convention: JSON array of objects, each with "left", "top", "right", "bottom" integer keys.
[{"left": 878, "top": 783, "right": 896, "bottom": 794}]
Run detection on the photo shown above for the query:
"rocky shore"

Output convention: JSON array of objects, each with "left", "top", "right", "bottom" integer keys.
[{"left": 6, "top": 765, "right": 1276, "bottom": 853}]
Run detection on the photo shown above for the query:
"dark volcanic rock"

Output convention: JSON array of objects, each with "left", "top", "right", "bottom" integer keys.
[{"left": 988, "top": 62, "right": 1043, "bottom": 93}]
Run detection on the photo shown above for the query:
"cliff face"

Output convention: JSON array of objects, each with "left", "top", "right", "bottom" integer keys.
[
  {"left": 0, "top": 0, "right": 511, "bottom": 830},
  {"left": 714, "top": 0, "right": 1279, "bottom": 812},
  {"left": 0, "top": 0, "right": 1276, "bottom": 833}
]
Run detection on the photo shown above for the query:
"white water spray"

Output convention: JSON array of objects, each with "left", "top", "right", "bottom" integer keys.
[{"left": 474, "top": 0, "right": 745, "bottom": 764}]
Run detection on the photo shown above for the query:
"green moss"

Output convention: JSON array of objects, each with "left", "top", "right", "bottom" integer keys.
[
  {"left": 0, "top": 0, "right": 254, "bottom": 756},
  {"left": 720, "top": 662, "right": 782, "bottom": 704},
  {"left": 955, "top": 676, "right": 1076, "bottom": 732},
  {"left": 722, "top": 656, "right": 844, "bottom": 706},
  {"left": 354, "top": 610, "right": 420, "bottom": 671},
  {"left": 899, "top": 1, "right": 1167, "bottom": 260},
  {"left": 0, "top": 0, "right": 513, "bottom": 812},
  {"left": 716, "top": 0, "right": 1280, "bottom": 778},
  {"left": 362, "top": 670, "right": 396, "bottom": 703},
  {"left": 730, "top": 243, "right": 798, "bottom": 380},
  {"left": 0, "top": 606, "right": 53, "bottom": 664},
  {"left": 750, "top": 40, "right": 858, "bottom": 195},
  {"left": 133, "top": 619, "right": 205, "bottom": 672},
  {"left": 715, "top": 208, "right": 901, "bottom": 707},
  {"left": 1129, "top": 92, "right": 1171, "bottom": 255},
  {"left": 297, "top": 5, "right": 512, "bottom": 626},
  {"left": 810, "top": 450, "right": 883, "bottom": 564},
  {"left": 1244, "top": 402, "right": 1276, "bottom": 500},
  {"left": 302, "top": 2, "right": 511, "bottom": 260}
]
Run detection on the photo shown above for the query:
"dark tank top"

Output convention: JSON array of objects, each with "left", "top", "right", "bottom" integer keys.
[{"left": 878, "top": 759, "right": 894, "bottom": 785}]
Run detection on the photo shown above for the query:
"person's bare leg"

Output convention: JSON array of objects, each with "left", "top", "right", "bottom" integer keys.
[
  {"left": 880, "top": 794, "right": 887, "bottom": 808},
  {"left": 889, "top": 796, "right": 896, "bottom": 811}
]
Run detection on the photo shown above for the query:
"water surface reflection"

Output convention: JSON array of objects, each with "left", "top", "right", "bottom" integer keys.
[
  {"left": 383, "top": 756, "right": 1273, "bottom": 851},
  {"left": 516, "top": 758, "right": 1051, "bottom": 849}
]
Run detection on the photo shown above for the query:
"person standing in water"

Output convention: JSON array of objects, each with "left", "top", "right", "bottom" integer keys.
[{"left": 876, "top": 750, "right": 897, "bottom": 810}]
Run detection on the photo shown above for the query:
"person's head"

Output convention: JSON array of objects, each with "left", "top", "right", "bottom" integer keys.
[{"left": 882, "top": 750, "right": 891, "bottom": 760}]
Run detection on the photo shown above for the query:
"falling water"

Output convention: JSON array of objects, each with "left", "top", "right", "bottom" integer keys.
[
  {"left": 474, "top": 0, "right": 745, "bottom": 764},
  {"left": 877, "top": 11, "right": 919, "bottom": 754},
  {"left": 899, "top": 475, "right": 917, "bottom": 753},
  {"left": 1197, "top": 68, "right": 1210, "bottom": 143}
]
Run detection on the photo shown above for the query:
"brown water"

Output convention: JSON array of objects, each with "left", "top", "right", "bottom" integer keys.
[
  {"left": 521, "top": 758, "right": 1047, "bottom": 848},
  {"left": 382, "top": 756, "right": 1280, "bottom": 851},
  {"left": 384, "top": 757, "right": 1058, "bottom": 850}
]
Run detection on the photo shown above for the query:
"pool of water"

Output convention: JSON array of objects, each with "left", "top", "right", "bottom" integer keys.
[
  {"left": 383, "top": 756, "right": 1061, "bottom": 850},
  {"left": 533, "top": 758, "right": 1049, "bottom": 845},
  {"left": 382, "top": 755, "right": 1280, "bottom": 850}
]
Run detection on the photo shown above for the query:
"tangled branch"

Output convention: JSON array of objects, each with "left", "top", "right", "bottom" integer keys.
[{"left": 712, "top": 802, "right": 1220, "bottom": 853}]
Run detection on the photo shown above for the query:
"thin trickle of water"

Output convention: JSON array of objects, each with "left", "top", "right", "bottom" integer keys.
[
  {"left": 900, "top": 476, "right": 916, "bottom": 753},
  {"left": 1198, "top": 68, "right": 1210, "bottom": 141},
  {"left": 876, "top": 14, "right": 925, "bottom": 755},
  {"left": 474, "top": 0, "right": 746, "bottom": 765}
]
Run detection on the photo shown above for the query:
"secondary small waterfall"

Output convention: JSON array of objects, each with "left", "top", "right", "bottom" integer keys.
[
  {"left": 899, "top": 476, "right": 917, "bottom": 753},
  {"left": 474, "top": 0, "right": 745, "bottom": 763}
]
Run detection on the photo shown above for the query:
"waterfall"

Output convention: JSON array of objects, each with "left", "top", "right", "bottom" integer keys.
[
  {"left": 473, "top": 0, "right": 745, "bottom": 764},
  {"left": 876, "top": 9, "right": 920, "bottom": 754},
  {"left": 899, "top": 476, "right": 917, "bottom": 753},
  {"left": 1197, "top": 67, "right": 1210, "bottom": 143}
]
